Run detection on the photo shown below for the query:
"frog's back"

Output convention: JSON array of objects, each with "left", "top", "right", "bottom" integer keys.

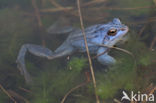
[
  {"left": 67, "top": 24, "right": 102, "bottom": 40},
  {"left": 66, "top": 24, "right": 106, "bottom": 52},
  {"left": 64, "top": 18, "right": 128, "bottom": 52}
]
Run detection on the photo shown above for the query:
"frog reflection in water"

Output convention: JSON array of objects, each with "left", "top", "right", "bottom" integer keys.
[{"left": 16, "top": 18, "right": 129, "bottom": 83}]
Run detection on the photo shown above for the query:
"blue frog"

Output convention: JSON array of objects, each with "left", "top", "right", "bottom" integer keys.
[{"left": 16, "top": 18, "right": 129, "bottom": 83}]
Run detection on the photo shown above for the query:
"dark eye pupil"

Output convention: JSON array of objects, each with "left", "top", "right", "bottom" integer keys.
[
  {"left": 111, "top": 31, "right": 115, "bottom": 33},
  {"left": 108, "top": 29, "right": 117, "bottom": 36}
]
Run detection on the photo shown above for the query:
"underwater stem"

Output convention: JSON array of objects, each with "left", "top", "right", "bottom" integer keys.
[
  {"left": 150, "top": 36, "right": 156, "bottom": 50},
  {"left": 61, "top": 82, "right": 88, "bottom": 103},
  {"left": 0, "top": 84, "right": 17, "bottom": 103},
  {"left": 32, "top": 0, "right": 46, "bottom": 46},
  {"left": 77, "top": 0, "right": 100, "bottom": 103}
]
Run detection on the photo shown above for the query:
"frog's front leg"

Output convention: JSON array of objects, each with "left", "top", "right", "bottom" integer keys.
[
  {"left": 16, "top": 44, "right": 74, "bottom": 83},
  {"left": 97, "top": 47, "right": 116, "bottom": 65}
]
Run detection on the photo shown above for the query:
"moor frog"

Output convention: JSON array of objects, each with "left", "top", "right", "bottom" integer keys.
[{"left": 16, "top": 18, "right": 129, "bottom": 83}]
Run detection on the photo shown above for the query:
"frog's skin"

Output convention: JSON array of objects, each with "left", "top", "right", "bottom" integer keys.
[{"left": 16, "top": 18, "right": 129, "bottom": 83}]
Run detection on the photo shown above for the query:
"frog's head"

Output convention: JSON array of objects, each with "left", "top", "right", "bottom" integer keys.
[{"left": 103, "top": 18, "right": 129, "bottom": 47}]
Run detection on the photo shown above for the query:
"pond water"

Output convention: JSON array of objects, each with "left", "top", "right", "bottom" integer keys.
[{"left": 0, "top": 0, "right": 156, "bottom": 103}]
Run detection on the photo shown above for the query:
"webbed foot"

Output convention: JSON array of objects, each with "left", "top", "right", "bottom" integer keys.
[{"left": 16, "top": 59, "right": 33, "bottom": 83}]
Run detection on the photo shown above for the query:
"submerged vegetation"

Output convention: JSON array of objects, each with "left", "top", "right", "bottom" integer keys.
[
  {"left": 96, "top": 35, "right": 156, "bottom": 99},
  {"left": 0, "top": 0, "right": 156, "bottom": 103},
  {"left": 28, "top": 35, "right": 156, "bottom": 103}
]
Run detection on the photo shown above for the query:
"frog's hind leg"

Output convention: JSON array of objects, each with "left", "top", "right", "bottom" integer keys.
[
  {"left": 16, "top": 43, "right": 74, "bottom": 83},
  {"left": 50, "top": 42, "right": 75, "bottom": 59}
]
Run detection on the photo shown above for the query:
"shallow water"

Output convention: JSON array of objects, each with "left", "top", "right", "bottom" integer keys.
[{"left": 0, "top": 0, "right": 156, "bottom": 103}]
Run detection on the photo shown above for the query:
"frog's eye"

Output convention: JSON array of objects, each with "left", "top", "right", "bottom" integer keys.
[{"left": 107, "top": 29, "right": 117, "bottom": 36}]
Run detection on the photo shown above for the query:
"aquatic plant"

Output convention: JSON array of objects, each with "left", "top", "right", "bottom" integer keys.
[
  {"left": 68, "top": 57, "right": 88, "bottom": 72},
  {"left": 96, "top": 53, "right": 135, "bottom": 99},
  {"left": 30, "top": 57, "right": 88, "bottom": 103},
  {"left": 95, "top": 34, "right": 156, "bottom": 100},
  {"left": 28, "top": 33, "right": 156, "bottom": 103}
]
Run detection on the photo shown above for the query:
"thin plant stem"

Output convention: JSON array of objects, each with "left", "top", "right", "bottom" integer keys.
[
  {"left": 150, "top": 36, "right": 156, "bottom": 50},
  {"left": 142, "top": 85, "right": 156, "bottom": 103},
  {"left": 49, "top": 0, "right": 65, "bottom": 9},
  {"left": 32, "top": 0, "right": 43, "bottom": 28},
  {"left": 0, "top": 84, "right": 17, "bottom": 103},
  {"left": 32, "top": 0, "right": 46, "bottom": 46},
  {"left": 90, "top": 42, "right": 134, "bottom": 58},
  {"left": 7, "top": 90, "right": 30, "bottom": 103},
  {"left": 114, "top": 98, "right": 121, "bottom": 103},
  {"left": 60, "top": 82, "right": 88, "bottom": 103},
  {"left": 77, "top": 0, "right": 100, "bottom": 103}
]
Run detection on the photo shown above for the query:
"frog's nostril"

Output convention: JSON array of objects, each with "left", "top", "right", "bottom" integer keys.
[{"left": 120, "top": 28, "right": 126, "bottom": 31}]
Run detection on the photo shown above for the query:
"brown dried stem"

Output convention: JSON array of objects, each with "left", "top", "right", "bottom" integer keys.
[
  {"left": 41, "top": 0, "right": 106, "bottom": 13},
  {"left": 7, "top": 90, "right": 30, "bottom": 103},
  {"left": 60, "top": 82, "right": 88, "bottom": 103},
  {"left": 153, "top": 0, "right": 156, "bottom": 6},
  {"left": 77, "top": 0, "right": 100, "bottom": 103},
  {"left": 101, "top": 6, "right": 155, "bottom": 10},
  {"left": 40, "top": 7, "right": 73, "bottom": 12},
  {"left": 149, "top": 86, "right": 156, "bottom": 95},
  {"left": 82, "top": 0, "right": 106, "bottom": 6},
  {"left": 40, "top": 5, "right": 155, "bottom": 13},
  {"left": 32, "top": 0, "right": 43, "bottom": 27},
  {"left": 114, "top": 98, "right": 121, "bottom": 103},
  {"left": 138, "top": 25, "right": 146, "bottom": 37},
  {"left": 49, "top": 0, "right": 64, "bottom": 9},
  {"left": 142, "top": 85, "right": 156, "bottom": 103},
  {"left": 49, "top": 0, "right": 71, "bottom": 11},
  {"left": 92, "top": 49, "right": 110, "bottom": 59},
  {"left": 150, "top": 36, "right": 156, "bottom": 50},
  {"left": 0, "top": 84, "right": 17, "bottom": 103},
  {"left": 90, "top": 42, "right": 134, "bottom": 58},
  {"left": 19, "top": 87, "right": 33, "bottom": 94},
  {"left": 32, "top": 0, "right": 46, "bottom": 46}
]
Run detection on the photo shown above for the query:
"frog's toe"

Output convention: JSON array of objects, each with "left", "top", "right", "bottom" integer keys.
[{"left": 16, "top": 59, "right": 33, "bottom": 84}]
